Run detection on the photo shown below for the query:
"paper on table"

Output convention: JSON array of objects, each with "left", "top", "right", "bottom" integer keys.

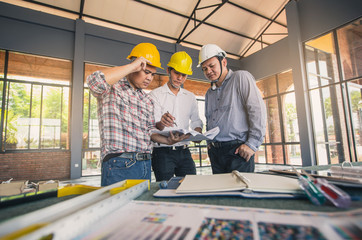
[
  {"left": 154, "top": 126, "right": 220, "bottom": 142},
  {"left": 176, "top": 172, "right": 303, "bottom": 194}
]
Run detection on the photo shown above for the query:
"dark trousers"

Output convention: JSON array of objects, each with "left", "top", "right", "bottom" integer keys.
[
  {"left": 152, "top": 147, "right": 196, "bottom": 181},
  {"left": 208, "top": 140, "right": 255, "bottom": 174}
]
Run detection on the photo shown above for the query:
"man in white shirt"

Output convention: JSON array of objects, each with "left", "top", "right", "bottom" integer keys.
[{"left": 149, "top": 51, "right": 203, "bottom": 181}]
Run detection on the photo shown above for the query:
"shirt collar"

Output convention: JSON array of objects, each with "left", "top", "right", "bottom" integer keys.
[
  {"left": 122, "top": 78, "right": 145, "bottom": 95},
  {"left": 163, "top": 83, "right": 186, "bottom": 95}
]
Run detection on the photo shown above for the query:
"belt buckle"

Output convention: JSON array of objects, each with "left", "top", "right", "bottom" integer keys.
[
  {"left": 135, "top": 153, "right": 149, "bottom": 160},
  {"left": 172, "top": 146, "right": 176, "bottom": 150}
]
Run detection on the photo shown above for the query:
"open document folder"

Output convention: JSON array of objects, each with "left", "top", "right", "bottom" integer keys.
[
  {"left": 154, "top": 126, "right": 220, "bottom": 142},
  {"left": 176, "top": 172, "right": 303, "bottom": 194},
  {"left": 154, "top": 172, "right": 306, "bottom": 199}
]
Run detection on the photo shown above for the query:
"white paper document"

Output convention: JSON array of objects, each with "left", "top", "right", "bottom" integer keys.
[
  {"left": 78, "top": 200, "right": 361, "bottom": 240},
  {"left": 154, "top": 126, "right": 220, "bottom": 142}
]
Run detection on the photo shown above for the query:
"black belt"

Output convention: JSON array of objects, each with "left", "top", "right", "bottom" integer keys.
[
  {"left": 210, "top": 140, "right": 243, "bottom": 148},
  {"left": 155, "top": 145, "right": 188, "bottom": 151},
  {"left": 103, "top": 152, "right": 151, "bottom": 162}
]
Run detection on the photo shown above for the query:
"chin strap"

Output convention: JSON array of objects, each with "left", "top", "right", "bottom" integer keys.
[{"left": 210, "top": 56, "right": 224, "bottom": 91}]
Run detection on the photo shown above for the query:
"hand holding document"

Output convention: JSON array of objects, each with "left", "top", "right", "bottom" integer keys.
[{"left": 154, "top": 126, "right": 220, "bottom": 142}]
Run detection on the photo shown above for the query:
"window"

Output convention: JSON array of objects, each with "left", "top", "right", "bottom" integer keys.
[
  {"left": 0, "top": 51, "right": 72, "bottom": 151},
  {"left": 256, "top": 70, "right": 301, "bottom": 165},
  {"left": 304, "top": 18, "right": 361, "bottom": 164}
]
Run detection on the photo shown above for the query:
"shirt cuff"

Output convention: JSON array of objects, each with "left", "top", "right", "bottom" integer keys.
[{"left": 245, "top": 139, "right": 260, "bottom": 152}]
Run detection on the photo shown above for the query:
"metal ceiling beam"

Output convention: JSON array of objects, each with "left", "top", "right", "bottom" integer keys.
[
  {"left": 179, "top": 0, "right": 229, "bottom": 43},
  {"left": 176, "top": 0, "right": 202, "bottom": 43},
  {"left": 228, "top": 1, "right": 287, "bottom": 28},
  {"left": 79, "top": 0, "right": 85, "bottom": 19},
  {"left": 133, "top": 0, "right": 267, "bottom": 45},
  {"left": 240, "top": 3, "right": 288, "bottom": 58},
  {"left": 19, "top": 0, "right": 283, "bottom": 57}
]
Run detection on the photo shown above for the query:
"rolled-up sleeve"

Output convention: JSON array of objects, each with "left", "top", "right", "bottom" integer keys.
[{"left": 86, "top": 71, "right": 111, "bottom": 98}]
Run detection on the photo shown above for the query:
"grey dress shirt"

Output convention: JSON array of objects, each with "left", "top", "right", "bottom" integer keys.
[{"left": 205, "top": 69, "right": 266, "bottom": 151}]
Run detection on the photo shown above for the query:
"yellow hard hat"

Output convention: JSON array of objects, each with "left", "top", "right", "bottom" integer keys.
[
  {"left": 167, "top": 51, "right": 193, "bottom": 75},
  {"left": 127, "top": 43, "right": 163, "bottom": 69}
]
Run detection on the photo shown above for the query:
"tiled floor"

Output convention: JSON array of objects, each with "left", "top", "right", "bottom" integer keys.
[{"left": 60, "top": 164, "right": 289, "bottom": 187}]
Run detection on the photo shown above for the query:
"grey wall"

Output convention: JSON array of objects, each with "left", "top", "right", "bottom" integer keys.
[
  {"left": 239, "top": 37, "right": 290, "bottom": 80},
  {"left": 298, "top": 0, "right": 362, "bottom": 42},
  {"left": 239, "top": 0, "right": 362, "bottom": 81}
]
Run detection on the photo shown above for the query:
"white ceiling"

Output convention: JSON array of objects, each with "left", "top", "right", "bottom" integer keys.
[{"left": 2, "top": 0, "right": 290, "bottom": 59}]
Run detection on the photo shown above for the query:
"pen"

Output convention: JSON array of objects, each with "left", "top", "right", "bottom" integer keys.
[
  {"left": 167, "top": 111, "right": 177, "bottom": 127},
  {"left": 232, "top": 170, "right": 250, "bottom": 188},
  {"left": 301, "top": 169, "right": 351, "bottom": 208},
  {"left": 292, "top": 166, "right": 326, "bottom": 206}
]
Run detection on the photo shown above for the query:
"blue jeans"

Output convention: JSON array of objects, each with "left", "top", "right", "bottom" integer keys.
[
  {"left": 101, "top": 155, "right": 151, "bottom": 186},
  {"left": 208, "top": 140, "right": 255, "bottom": 174}
]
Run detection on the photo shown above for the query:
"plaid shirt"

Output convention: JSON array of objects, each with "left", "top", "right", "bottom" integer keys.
[{"left": 87, "top": 71, "right": 155, "bottom": 160}]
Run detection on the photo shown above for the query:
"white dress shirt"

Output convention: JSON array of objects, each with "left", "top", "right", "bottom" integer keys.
[{"left": 149, "top": 83, "right": 203, "bottom": 147}]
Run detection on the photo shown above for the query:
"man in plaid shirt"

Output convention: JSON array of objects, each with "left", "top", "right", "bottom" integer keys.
[{"left": 87, "top": 43, "right": 188, "bottom": 186}]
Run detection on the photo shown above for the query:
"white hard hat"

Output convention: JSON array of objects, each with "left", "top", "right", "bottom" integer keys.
[{"left": 197, "top": 44, "right": 226, "bottom": 67}]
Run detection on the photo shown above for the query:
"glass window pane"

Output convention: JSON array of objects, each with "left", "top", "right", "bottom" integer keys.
[
  {"left": 41, "top": 86, "right": 62, "bottom": 149},
  {"left": 29, "top": 85, "right": 42, "bottom": 149},
  {"left": 0, "top": 50, "right": 5, "bottom": 78},
  {"left": 282, "top": 92, "right": 300, "bottom": 142},
  {"left": 265, "top": 97, "right": 282, "bottom": 143},
  {"left": 3, "top": 52, "right": 72, "bottom": 151},
  {"left": 83, "top": 89, "right": 90, "bottom": 149},
  {"left": 255, "top": 145, "right": 266, "bottom": 164},
  {"left": 8, "top": 52, "right": 71, "bottom": 85},
  {"left": 61, "top": 87, "right": 70, "bottom": 149},
  {"left": 318, "top": 50, "right": 336, "bottom": 80},
  {"left": 256, "top": 75, "right": 277, "bottom": 97},
  {"left": 82, "top": 150, "right": 101, "bottom": 176},
  {"left": 347, "top": 79, "right": 362, "bottom": 161},
  {"left": 310, "top": 85, "right": 349, "bottom": 164},
  {"left": 277, "top": 70, "right": 294, "bottom": 93},
  {"left": 89, "top": 93, "right": 100, "bottom": 148},
  {"left": 266, "top": 145, "right": 284, "bottom": 164},
  {"left": 285, "top": 144, "right": 302, "bottom": 165},
  {"left": 5, "top": 82, "right": 31, "bottom": 149},
  {"left": 305, "top": 33, "right": 340, "bottom": 88},
  {"left": 305, "top": 45, "right": 318, "bottom": 76},
  {"left": 337, "top": 18, "right": 362, "bottom": 80}
]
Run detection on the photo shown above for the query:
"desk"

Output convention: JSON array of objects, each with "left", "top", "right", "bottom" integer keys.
[
  {"left": 1, "top": 180, "right": 362, "bottom": 224},
  {"left": 136, "top": 182, "right": 362, "bottom": 212},
  {"left": 1, "top": 164, "right": 362, "bottom": 239}
]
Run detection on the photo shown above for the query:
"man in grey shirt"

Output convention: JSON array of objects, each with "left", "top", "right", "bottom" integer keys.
[{"left": 198, "top": 44, "right": 266, "bottom": 173}]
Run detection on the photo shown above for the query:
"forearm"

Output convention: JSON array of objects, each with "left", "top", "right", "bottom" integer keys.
[
  {"left": 151, "top": 133, "right": 171, "bottom": 145},
  {"left": 102, "top": 64, "right": 136, "bottom": 86}
]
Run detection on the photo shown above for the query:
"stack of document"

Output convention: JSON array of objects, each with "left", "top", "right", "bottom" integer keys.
[{"left": 154, "top": 172, "right": 305, "bottom": 199}]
